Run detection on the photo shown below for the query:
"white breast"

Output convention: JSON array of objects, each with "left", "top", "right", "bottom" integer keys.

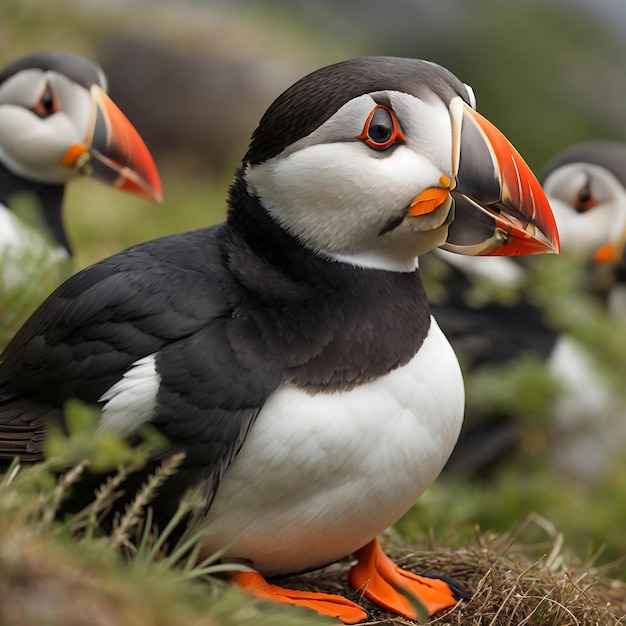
[
  {"left": 194, "top": 317, "right": 464, "bottom": 576},
  {"left": 547, "top": 336, "right": 625, "bottom": 482}
]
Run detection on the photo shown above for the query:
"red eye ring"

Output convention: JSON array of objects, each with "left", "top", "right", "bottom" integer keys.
[
  {"left": 357, "top": 104, "right": 405, "bottom": 150},
  {"left": 574, "top": 179, "right": 595, "bottom": 212},
  {"left": 33, "top": 82, "right": 59, "bottom": 118}
]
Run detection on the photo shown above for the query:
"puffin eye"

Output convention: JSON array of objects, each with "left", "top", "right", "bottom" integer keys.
[
  {"left": 33, "top": 83, "right": 59, "bottom": 118},
  {"left": 357, "top": 105, "right": 405, "bottom": 150},
  {"left": 574, "top": 179, "right": 595, "bottom": 213}
]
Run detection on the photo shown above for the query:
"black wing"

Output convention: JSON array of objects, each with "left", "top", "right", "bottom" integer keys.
[{"left": 0, "top": 223, "right": 283, "bottom": 509}]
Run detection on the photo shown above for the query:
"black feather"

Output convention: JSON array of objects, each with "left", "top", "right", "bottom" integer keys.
[{"left": 0, "top": 178, "right": 431, "bottom": 520}]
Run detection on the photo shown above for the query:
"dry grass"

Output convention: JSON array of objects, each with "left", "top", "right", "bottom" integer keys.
[
  {"left": 278, "top": 515, "right": 626, "bottom": 625},
  {"left": 1, "top": 448, "right": 625, "bottom": 625},
  {"left": 0, "top": 457, "right": 328, "bottom": 626}
]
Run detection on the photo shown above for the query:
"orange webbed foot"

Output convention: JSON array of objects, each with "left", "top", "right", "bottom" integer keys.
[
  {"left": 348, "top": 538, "right": 469, "bottom": 620},
  {"left": 233, "top": 570, "right": 368, "bottom": 624}
]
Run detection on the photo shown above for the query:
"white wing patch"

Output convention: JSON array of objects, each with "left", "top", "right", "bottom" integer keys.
[{"left": 99, "top": 353, "right": 160, "bottom": 436}]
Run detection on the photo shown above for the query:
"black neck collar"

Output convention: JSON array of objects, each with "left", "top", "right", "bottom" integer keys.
[
  {"left": 226, "top": 167, "right": 328, "bottom": 280},
  {"left": 224, "top": 168, "right": 432, "bottom": 391}
]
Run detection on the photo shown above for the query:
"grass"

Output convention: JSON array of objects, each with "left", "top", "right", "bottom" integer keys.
[
  {"left": 283, "top": 519, "right": 626, "bottom": 625},
  {"left": 0, "top": 434, "right": 331, "bottom": 626},
  {"left": 64, "top": 166, "right": 232, "bottom": 269},
  {"left": 1, "top": 448, "right": 625, "bottom": 625}
]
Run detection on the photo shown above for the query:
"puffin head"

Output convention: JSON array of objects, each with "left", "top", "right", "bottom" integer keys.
[
  {"left": 241, "top": 57, "right": 559, "bottom": 272},
  {"left": 541, "top": 141, "right": 626, "bottom": 263},
  {"left": 0, "top": 51, "right": 162, "bottom": 201}
]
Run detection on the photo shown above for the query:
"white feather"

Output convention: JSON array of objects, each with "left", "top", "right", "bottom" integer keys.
[
  {"left": 432, "top": 248, "right": 525, "bottom": 285},
  {"left": 194, "top": 318, "right": 464, "bottom": 576},
  {"left": 99, "top": 354, "right": 160, "bottom": 437},
  {"left": 547, "top": 337, "right": 625, "bottom": 482}
]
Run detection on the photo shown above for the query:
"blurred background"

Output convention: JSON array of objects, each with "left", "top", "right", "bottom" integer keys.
[
  {"left": 2, "top": 0, "right": 626, "bottom": 579},
  {"left": 3, "top": 0, "right": 626, "bottom": 264}
]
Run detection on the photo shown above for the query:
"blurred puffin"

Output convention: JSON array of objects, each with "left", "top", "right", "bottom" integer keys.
[
  {"left": 440, "top": 141, "right": 626, "bottom": 478},
  {"left": 0, "top": 50, "right": 162, "bottom": 286},
  {"left": 544, "top": 141, "right": 626, "bottom": 262},
  {"left": 0, "top": 57, "right": 558, "bottom": 623},
  {"left": 542, "top": 141, "right": 626, "bottom": 480}
]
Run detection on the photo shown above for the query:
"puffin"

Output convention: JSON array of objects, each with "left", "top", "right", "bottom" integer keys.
[
  {"left": 0, "top": 50, "right": 162, "bottom": 287},
  {"left": 439, "top": 140, "right": 626, "bottom": 477},
  {"left": 0, "top": 57, "right": 559, "bottom": 623},
  {"left": 540, "top": 141, "right": 626, "bottom": 481},
  {"left": 543, "top": 141, "right": 626, "bottom": 264}
]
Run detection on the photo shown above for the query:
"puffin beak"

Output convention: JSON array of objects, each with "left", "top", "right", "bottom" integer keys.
[
  {"left": 61, "top": 85, "right": 163, "bottom": 202},
  {"left": 441, "top": 101, "right": 559, "bottom": 256},
  {"left": 593, "top": 237, "right": 625, "bottom": 264}
]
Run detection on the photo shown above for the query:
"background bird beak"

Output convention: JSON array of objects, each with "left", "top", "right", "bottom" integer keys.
[
  {"left": 441, "top": 103, "right": 559, "bottom": 256},
  {"left": 594, "top": 237, "right": 625, "bottom": 264},
  {"left": 62, "top": 85, "right": 163, "bottom": 203}
]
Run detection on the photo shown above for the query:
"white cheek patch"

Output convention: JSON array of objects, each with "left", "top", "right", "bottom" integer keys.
[
  {"left": 248, "top": 140, "right": 446, "bottom": 257},
  {"left": 248, "top": 92, "right": 457, "bottom": 223},
  {"left": 0, "top": 70, "right": 91, "bottom": 183},
  {"left": 271, "top": 141, "right": 439, "bottom": 209},
  {"left": 245, "top": 90, "right": 457, "bottom": 269},
  {"left": 387, "top": 92, "right": 454, "bottom": 178},
  {"left": 548, "top": 197, "right": 616, "bottom": 255},
  {"left": 545, "top": 164, "right": 626, "bottom": 254},
  {"left": 50, "top": 73, "right": 92, "bottom": 140},
  {"left": 544, "top": 163, "right": 623, "bottom": 207},
  {"left": 99, "top": 354, "right": 160, "bottom": 437},
  {"left": 249, "top": 143, "right": 432, "bottom": 251},
  {"left": 0, "top": 107, "right": 83, "bottom": 183},
  {"left": 0, "top": 69, "right": 45, "bottom": 107},
  {"left": 542, "top": 165, "right": 587, "bottom": 203}
]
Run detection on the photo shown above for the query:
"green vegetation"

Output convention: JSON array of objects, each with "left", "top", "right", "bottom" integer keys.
[
  {"left": 1, "top": 405, "right": 625, "bottom": 625},
  {"left": 0, "top": 474, "right": 328, "bottom": 626}
]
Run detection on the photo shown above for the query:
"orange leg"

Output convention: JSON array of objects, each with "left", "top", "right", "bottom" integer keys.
[
  {"left": 348, "top": 538, "right": 467, "bottom": 620},
  {"left": 233, "top": 570, "right": 368, "bottom": 624}
]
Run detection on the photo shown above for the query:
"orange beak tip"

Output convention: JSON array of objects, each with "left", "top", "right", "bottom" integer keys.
[
  {"left": 87, "top": 85, "right": 163, "bottom": 204},
  {"left": 457, "top": 105, "right": 560, "bottom": 258},
  {"left": 147, "top": 185, "right": 164, "bottom": 204},
  {"left": 118, "top": 171, "right": 163, "bottom": 204}
]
